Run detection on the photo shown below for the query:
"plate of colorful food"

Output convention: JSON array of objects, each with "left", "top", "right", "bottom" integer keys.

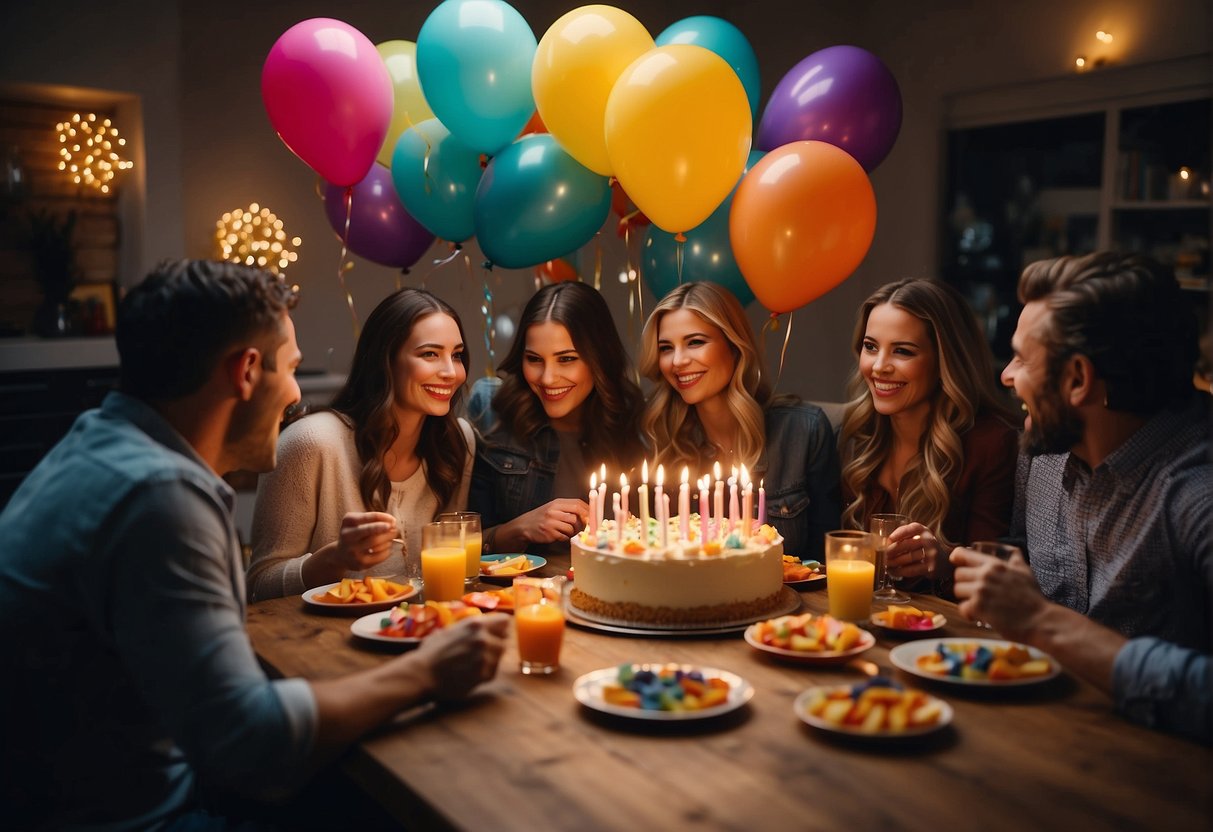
[
  {"left": 795, "top": 678, "right": 952, "bottom": 739},
  {"left": 303, "top": 577, "right": 418, "bottom": 613},
  {"left": 870, "top": 604, "right": 946, "bottom": 633},
  {"left": 573, "top": 663, "right": 753, "bottom": 721},
  {"left": 350, "top": 599, "right": 483, "bottom": 645},
  {"left": 460, "top": 582, "right": 562, "bottom": 613},
  {"left": 889, "top": 638, "right": 1060, "bottom": 686},
  {"left": 478, "top": 554, "right": 546, "bottom": 582},
  {"left": 744, "top": 613, "right": 875, "bottom": 664},
  {"left": 782, "top": 555, "right": 826, "bottom": 587}
]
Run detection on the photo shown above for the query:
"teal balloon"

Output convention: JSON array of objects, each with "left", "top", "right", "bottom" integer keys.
[
  {"left": 416, "top": 0, "right": 537, "bottom": 155},
  {"left": 643, "top": 150, "right": 763, "bottom": 306},
  {"left": 655, "top": 16, "right": 761, "bottom": 121},
  {"left": 474, "top": 135, "right": 610, "bottom": 269},
  {"left": 391, "top": 118, "right": 482, "bottom": 243}
]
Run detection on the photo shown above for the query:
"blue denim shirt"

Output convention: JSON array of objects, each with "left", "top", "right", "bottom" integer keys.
[
  {"left": 755, "top": 402, "right": 842, "bottom": 561},
  {"left": 466, "top": 376, "right": 561, "bottom": 531}
]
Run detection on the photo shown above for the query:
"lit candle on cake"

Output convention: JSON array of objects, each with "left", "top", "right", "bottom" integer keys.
[
  {"left": 661, "top": 492, "right": 671, "bottom": 548},
  {"left": 637, "top": 461, "right": 650, "bottom": 544},
  {"left": 619, "top": 473, "right": 630, "bottom": 532},
  {"left": 741, "top": 464, "right": 753, "bottom": 535},
  {"left": 613, "top": 491, "right": 622, "bottom": 546},
  {"left": 713, "top": 462, "right": 724, "bottom": 541},
  {"left": 698, "top": 476, "right": 709, "bottom": 543},
  {"left": 597, "top": 472, "right": 607, "bottom": 529},
  {"left": 653, "top": 464, "right": 664, "bottom": 547},
  {"left": 758, "top": 479, "right": 766, "bottom": 527},
  {"left": 588, "top": 473, "right": 598, "bottom": 538},
  {"left": 679, "top": 467, "right": 690, "bottom": 542},
  {"left": 728, "top": 466, "right": 739, "bottom": 535}
]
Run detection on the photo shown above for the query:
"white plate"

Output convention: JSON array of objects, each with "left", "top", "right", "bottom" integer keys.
[
  {"left": 478, "top": 554, "right": 547, "bottom": 582},
  {"left": 573, "top": 663, "right": 753, "bottom": 721},
  {"left": 794, "top": 685, "right": 953, "bottom": 739},
  {"left": 783, "top": 558, "right": 827, "bottom": 588},
  {"left": 743, "top": 622, "right": 875, "bottom": 665},
  {"left": 302, "top": 580, "right": 418, "bottom": 613},
  {"left": 349, "top": 611, "right": 422, "bottom": 646},
  {"left": 869, "top": 610, "right": 947, "bottom": 633},
  {"left": 889, "top": 638, "right": 1061, "bottom": 687}
]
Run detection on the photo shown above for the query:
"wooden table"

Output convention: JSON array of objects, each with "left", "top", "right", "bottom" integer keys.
[{"left": 247, "top": 559, "right": 1211, "bottom": 831}]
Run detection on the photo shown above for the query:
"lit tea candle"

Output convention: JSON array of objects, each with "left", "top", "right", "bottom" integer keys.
[
  {"left": 678, "top": 467, "right": 690, "bottom": 542},
  {"left": 637, "top": 461, "right": 650, "bottom": 545}
]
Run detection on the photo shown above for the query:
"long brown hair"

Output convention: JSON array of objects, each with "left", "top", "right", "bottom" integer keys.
[
  {"left": 839, "top": 278, "right": 1017, "bottom": 545},
  {"left": 491, "top": 281, "right": 644, "bottom": 469},
  {"left": 327, "top": 288, "right": 471, "bottom": 513}
]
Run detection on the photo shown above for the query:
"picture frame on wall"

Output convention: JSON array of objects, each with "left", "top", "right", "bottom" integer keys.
[{"left": 70, "top": 280, "right": 118, "bottom": 335}]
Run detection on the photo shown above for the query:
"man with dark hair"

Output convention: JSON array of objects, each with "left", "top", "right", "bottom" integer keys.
[
  {"left": 0, "top": 260, "right": 509, "bottom": 828},
  {"left": 951, "top": 252, "right": 1210, "bottom": 744}
]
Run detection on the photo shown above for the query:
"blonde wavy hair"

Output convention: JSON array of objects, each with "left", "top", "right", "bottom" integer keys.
[
  {"left": 640, "top": 282, "right": 772, "bottom": 474},
  {"left": 839, "top": 279, "right": 1016, "bottom": 547}
]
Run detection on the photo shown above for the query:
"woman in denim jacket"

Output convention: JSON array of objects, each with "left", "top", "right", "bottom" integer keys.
[
  {"left": 640, "top": 282, "right": 840, "bottom": 560},
  {"left": 468, "top": 282, "right": 644, "bottom": 555}
]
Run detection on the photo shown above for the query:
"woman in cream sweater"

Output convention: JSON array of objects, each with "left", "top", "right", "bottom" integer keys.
[{"left": 248, "top": 288, "right": 474, "bottom": 600}]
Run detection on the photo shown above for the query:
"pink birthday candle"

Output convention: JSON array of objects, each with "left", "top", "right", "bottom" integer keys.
[
  {"left": 588, "top": 473, "right": 598, "bottom": 538},
  {"left": 713, "top": 465, "right": 725, "bottom": 541},
  {"left": 613, "top": 492, "right": 622, "bottom": 547},
  {"left": 698, "top": 476, "right": 709, "bottom": 544},
  {"left": 741, "top": 464, "right": 753, "bottom": 535},
  {"left": 661, "top": 493, "right": 670, "bottom": 548},
  {"left": 728, "top": 470, "right": 739, "bottom": 536},
  {"left": 757, "top": 479, "right": 766, "bottom": 527},
  {"left": 679, "top": 467, "right": 690, "bottom": 543}
]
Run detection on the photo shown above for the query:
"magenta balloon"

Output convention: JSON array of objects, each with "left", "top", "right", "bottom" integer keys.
[
  {"left": 756, "top": 45, "right": 902, "bottom": 172},
  {"left": 262, "top": 18, "right": 393, "bottom": 186},
  {"left": 324, "top": 164, "right": 435, "bottom": 269}
]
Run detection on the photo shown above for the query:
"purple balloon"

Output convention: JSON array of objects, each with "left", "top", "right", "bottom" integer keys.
[
  {"left": 756, "top": 45, "right": 902, "bottom": 172},
  {"left": 324, "top": 163, "right": 435, "bottom": 269}
]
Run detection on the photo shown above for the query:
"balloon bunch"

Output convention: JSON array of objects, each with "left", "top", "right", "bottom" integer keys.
[{"left": 260, "top": 4, "right": 902, "bottom": 318}]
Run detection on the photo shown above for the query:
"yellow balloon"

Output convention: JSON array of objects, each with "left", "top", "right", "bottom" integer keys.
[
  {"left": 605, "top": 44, "right": 752, "bottom": 234},
  {"left": 375, "top": 40, "right": 435, "bottom": 168},
  {"left": 532, "top": 5, "right": 653, "bottom": 176}
]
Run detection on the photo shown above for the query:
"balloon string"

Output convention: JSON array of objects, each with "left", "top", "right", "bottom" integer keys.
[
  {"left": 480, "top": 258, "right": 496, "bottom": 376},
  {"left": 593, "top": 233, "right": 603, "bottom": 291},
  {"left": 431, "top": 242, "right": 462, "bottom": 267},
  {"left": 420, "top": 129, "right": 435, "bottom": 196},
  {"left": 338, "top": 186, "right": 359, "bottom": 339},
  {"left": 622, "top": 222, "right": 643, "bottom": 329},
  {"left": 776, "top": 311, "right": 794, "bottom": 392},
  {"left": 313, "top": 175, "right": 325, "bottom": 201},
  {"left": 676, "top": 238, "right": 684, "bottom": 284}
]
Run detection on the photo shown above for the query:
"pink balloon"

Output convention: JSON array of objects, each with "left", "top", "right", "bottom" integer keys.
[{"left": 262, "top": 18, "right": 393, "bottom": 187}]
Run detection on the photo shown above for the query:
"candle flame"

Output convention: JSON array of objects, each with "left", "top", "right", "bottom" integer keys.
[
  {"left": 642, "top": 459, "right": 648, "bottom": 483},
  {"left": 681, "top": 466, "right": 689, "bottom": 484},
  {"left": 600, "top": 463, "right": 606, "bottom": 482},
  {"left": 591, "top": 472, "right": 597, "bottom": 490},
  {"left": 656, "top": 464, "right": 664, "bottom": 486},
  {"left": 620, "top": 473, "right": 628, "bottom": 488},
  {"left": 740, "top": 463, "right": 749, "bottom": 485},
  {"left": 713, "top": 461, "right": 721, "bottom": 480}
]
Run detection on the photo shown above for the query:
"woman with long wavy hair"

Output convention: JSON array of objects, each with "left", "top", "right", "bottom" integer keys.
[
  {"left": 640, "top": 282, "right": 840, "bottom": 559},
  {"left": 468, "top": 281, "right": 644, "bottom": 555},
  {"left": 248, "top": 288, "right": 474, "bottom": 600},
  {"left": 840, "top": 278, "right": 1019, "bottom": 593}
]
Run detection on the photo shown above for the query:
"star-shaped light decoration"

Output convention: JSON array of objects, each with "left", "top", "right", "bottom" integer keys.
[
  {"left": 214, "top": 203, "right": 301, "bottom": 275},
  {"left": 56, "top": 113, "right": 133, "bottom": 194}
]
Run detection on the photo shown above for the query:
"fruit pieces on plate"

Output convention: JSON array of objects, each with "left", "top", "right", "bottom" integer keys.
[
  {"left": 377, "top": 599, "right": 482, "bottom": 639},
  {"left": 754, "top": 613, "right": 863, "bottom": 653},
  {"left": 461, "top": 584, "right": 561, "bottom": 612},
  {"left": 314, "top": 576, "right": 411, "bottom": 604},
  {"left": 480, "top": 555, "right": 532, "bottom": 576},
  {"left": 873, "top": 604, "right": 940, "bottom": 630},
  {"left": 915, "top": 641, "right": 1053, "bottom": 681},
  {"left": 804, "top": 678, "right": 945, "bottom": 734},
  {"left": 783, "top": 554, "right": 824, "bottom": 582},
  {"left": 601, "top": 664, "right": 731, "bottom": 712}
]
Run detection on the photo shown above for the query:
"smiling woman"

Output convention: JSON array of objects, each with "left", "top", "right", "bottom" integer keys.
[{"left": 247, "top": 288, "right": 476, "bottom": 601}]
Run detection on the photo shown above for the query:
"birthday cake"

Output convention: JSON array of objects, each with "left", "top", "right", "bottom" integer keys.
[{"left": 569, "top": 517, "right": 784, "bottom": 626}]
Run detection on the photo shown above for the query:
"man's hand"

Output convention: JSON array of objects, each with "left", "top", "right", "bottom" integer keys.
[
  {"left": 409, "top": 613, "right": 510, "bottom": 703},
  {"left": 950, "top": 546, "right": 1046, "bottom": 640}
]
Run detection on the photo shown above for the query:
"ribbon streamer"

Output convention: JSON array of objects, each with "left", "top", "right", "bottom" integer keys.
[
  {"left": 337, "top": 186, "right": 360, "bottom": 338},
  {"left": 776, "top": 311, "right": 794, "bottom": 392}
]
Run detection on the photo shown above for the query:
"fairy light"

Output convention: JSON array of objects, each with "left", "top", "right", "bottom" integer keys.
[
  {"left": 1095, "top": 30, "right": 1113, "bottom": 43},
  {"left": 213, "top": 203, "right": 301, "bottom": 274},
  {"left": 55, "top": 112, "right": 133, "bottom": 194}
]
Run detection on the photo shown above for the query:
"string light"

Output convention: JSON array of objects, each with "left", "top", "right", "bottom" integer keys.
[
  {"left": 55, "top": 112, "right": 133, "bottom": 194},
  {"left": 213, "top": 203, "right": 301, "bottom": 274},
  {"left": 1095, "top": 30, "right": 1113, "bottom": 43},
  {"left": 1074, "top": 56, "right": 1087, "bottom": 71}
]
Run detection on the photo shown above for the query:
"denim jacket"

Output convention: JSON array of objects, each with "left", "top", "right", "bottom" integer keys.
[
  {"left": 466, "top": 377, "right": 560, "bottom": 530},
  {"left": 754, "top": 403, "right": 842, "bottom": 561}
]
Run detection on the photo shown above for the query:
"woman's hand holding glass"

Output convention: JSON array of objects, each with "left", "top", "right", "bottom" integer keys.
[{"left": 884, "top": 522, "right": 948, "bottom": 582}]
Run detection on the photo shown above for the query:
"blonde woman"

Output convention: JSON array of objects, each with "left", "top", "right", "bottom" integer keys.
[
  {"left": 840, "top": 278, "right": 1019, "bottom": 593},
  {"left": 641, "top": 282, "right": 840, "bottom": 559}
]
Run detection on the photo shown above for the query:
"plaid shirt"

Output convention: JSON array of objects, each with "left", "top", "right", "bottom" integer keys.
[{"left": 1012, "top": 400, "right": 1212, "bottom": 651}]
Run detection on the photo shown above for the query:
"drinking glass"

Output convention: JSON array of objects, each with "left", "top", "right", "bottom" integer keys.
[
  {"left": 968, "top": 541, "right": 1023, "bottom": 628},
  {"left": 390, "top": 537, "right": 422, "bottom": 590},
  {"left": 436, "top": 511, "right": 482, "bottom": 585},
  {"left": 514, "top": 577, "right": 565, "bottom": 675},
  {"left": 420, "top": 520, "right": 466, "bottom": 602},
  {"left": 824, "top": 530, "right": 876, "bottom": 621},
  {"left": 870, "top": 513, "right": 910, "bottom": 602}
]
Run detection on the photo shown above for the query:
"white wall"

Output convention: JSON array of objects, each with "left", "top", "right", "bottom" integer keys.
[{"left": 3, "top": 0, "right": 1209, "bottom": 399}]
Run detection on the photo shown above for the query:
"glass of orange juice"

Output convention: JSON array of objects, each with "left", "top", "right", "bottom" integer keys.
[
  {"left": 436, "top": 511, "right": 482, "bottom": 585},
  {"left": 421, "top": 520, "right": 466, "bottom": 602},
  {"left": 825, "top": 530, "right": 876, "bottom": 621},
  {"left": 514, "top": 577, "right": 565, "bottom": 675}
]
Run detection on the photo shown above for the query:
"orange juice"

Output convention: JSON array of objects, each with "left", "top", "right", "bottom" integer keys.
[
  {"left": 516, "top": 602, "right": 565, "bottom": 674},
  {"left": 421, "top": 547, "right": 466, "bottom": 602},
  {"left": 828, "top": 560, "right": 876, "bottom": 621},
  {"left": 463, "top": 533, "right": 483, "bottom": 579}
]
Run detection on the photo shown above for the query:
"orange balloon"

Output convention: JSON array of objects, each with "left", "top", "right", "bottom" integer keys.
[
  {"left": 729, "top": 141, "right": 876, "bottom": 313},
  {"left": 535, "top": 257, "right": 579, "bottom": 283},
  {"left": 519, "top": 110, "right": 548, "bottom": 137}
]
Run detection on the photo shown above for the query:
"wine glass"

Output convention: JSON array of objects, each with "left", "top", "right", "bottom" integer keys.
[{"left": 870, "top": 513, "right": 910, "bottom": 603}]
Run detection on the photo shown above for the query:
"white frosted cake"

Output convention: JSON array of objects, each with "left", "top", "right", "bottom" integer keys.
[{"left": 569, "top": 516, "right": 784, "bottom": 626}]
